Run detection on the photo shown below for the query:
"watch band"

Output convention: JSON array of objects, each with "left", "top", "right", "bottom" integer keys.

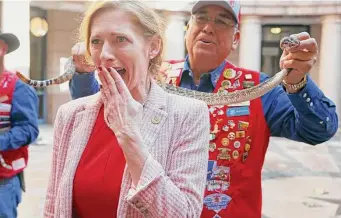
[{"left": 282, "top": 74, "right": 307, "bottom": 93}]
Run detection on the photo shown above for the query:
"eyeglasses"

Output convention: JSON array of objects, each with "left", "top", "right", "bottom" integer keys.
[{"left": 192, "top": 14, "right": 236, "bottom": 30}]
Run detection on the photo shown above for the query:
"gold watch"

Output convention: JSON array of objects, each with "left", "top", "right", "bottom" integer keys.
[{"left": 282, "top": 74, "right": 307, "bottom": 93}]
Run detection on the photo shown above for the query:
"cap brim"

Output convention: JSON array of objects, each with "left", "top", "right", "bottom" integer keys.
[
  {"left": 192, "top": 1, "right": 238, "bottom": 23},
  {"left": 0, "top": 33, "right": 20, "bottom": 54}
]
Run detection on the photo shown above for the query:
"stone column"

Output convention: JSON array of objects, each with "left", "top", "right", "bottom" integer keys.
[
  {"left": 318, "top": 15, "right": 341, "bottom": 125},
  {"left": 238, "top": 15, "right": 262, "bottom": 71},
  {"left": 163, "top": 13, "right": 186, "bottom": 60},
  {"left": 1, "top": 1, "right": 30, "bottom": 76}
]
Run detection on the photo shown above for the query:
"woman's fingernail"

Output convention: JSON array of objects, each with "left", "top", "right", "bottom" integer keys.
[{"left": 107, "top": 68, "right": 111, "bottom": 72}]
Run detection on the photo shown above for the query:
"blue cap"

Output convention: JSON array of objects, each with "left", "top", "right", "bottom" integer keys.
[{"left": 191, "top": 0, "right": 241, "bottom": 23}]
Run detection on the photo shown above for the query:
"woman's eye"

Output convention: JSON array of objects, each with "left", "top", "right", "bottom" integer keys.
[
  {"left": 91, "top": 39, "right": 100, "bottom": 44},
  {"left": 116, "top": 36, "right": 127, "bottom": 43}
]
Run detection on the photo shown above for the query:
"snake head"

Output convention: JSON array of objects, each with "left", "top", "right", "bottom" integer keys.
[{"left": 280, "top": 36, "right": 300, "bottom": 51}]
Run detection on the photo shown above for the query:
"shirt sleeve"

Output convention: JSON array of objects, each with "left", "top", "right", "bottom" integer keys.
[
  {"left": 261, "top": 73, "right": 338, "bottom": 145},
  {"left": 68, "top": 72, "right": 100, "bottom": 100},
  {"left": 0, "top": 80, "right": 39, "bottom": 151}
]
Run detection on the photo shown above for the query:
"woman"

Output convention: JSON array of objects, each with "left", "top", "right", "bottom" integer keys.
[{"left": 43, "top": 1, "right": 210, "bottom": 218}]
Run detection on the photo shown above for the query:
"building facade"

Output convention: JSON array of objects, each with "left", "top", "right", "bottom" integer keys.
[{"left": 0, "top": 1, "right": 340, "bottom": 124}]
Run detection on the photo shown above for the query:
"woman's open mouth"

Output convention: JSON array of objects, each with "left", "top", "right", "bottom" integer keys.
[{"left": 115, "top": 67, "right": 126, "bottom": 75}]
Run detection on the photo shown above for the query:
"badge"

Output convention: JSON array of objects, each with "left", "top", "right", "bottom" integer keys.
[
  {"left": 222, "top": 125, "right": 229, "bottom": 132},
  {"left": 234, "top": 141, "right": 241, "bottom": 148},
  {"left": 238, "top": 121, "right": 249, "bottom": 130},
  {"left": 221, "top": 80, "right": 231, "bottom": 89},
  {"left": 232, "top": 150, "right": 239, "bottom": 159},
  {"left": 245, "top": 143, "right": 251, "bottom": 151},
  {"left": 243, "top": 81, "right": 254, "bottom": 88},
  {"left": 206, "top": 180, "right": 230, "bottom": 192},
  {"left": 223, "top": 69, "right": 236, "bottom": 79},
  {"left": 232, "top": 80, "right": 240, "bottom": 88},
  {"left": 221, "top": 138, "right": 229, "bottom": 146},
  {"left": 236, "top": 131, "right": 245, "bottom": 138},
  {"left": 228, "top": 120, "right": 235, "bottom": 129},
  {"left": 170, "top": 77, "right": 177, "bottom": 85},
  {"left": 212, "top": 166, "right": 230, "bottom": 180},
  {"left": 228, "top": 132, "right": 235, "bottom": 140},
  {"left": 235, "top": 71, "right": 242, "bottom": 80},
  {"left": 211, "top": 124, "right": 220, "bottom": 134},
  {"left": 242, "top": 152, "right": 249, "bottom": 162},
  {"left": 217, "top": 148, "right": 231, "bottom": 161},
  {"left": 203, "top": 194, "right": 232, "bottom": 212},
  {"left": 245, "top": 74, "right": 252, "bottom": 80},
  {"left": 209, "top": 143, "right": 217, "bottom": 152},
  {"left": 226, "top": 106, "right": 250, "bottom": 117},
  {"left": 217, "top": 110, "right": 224, "bottom": 116}
]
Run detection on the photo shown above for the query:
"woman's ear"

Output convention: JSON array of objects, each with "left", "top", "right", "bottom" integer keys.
[{"left": 149, "top": 35, "right": 161, "bottom": 59}]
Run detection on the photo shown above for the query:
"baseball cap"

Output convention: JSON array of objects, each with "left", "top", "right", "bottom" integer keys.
[
  {"left": 192, "top": 0, "right": 241, "bottom": 23},
  {"left": 0, "top": 29, "right": 20, "bottom": 54}
]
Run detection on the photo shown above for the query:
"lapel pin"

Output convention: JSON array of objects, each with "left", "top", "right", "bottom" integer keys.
[{"left": 151, "top": 116, "right": 160, "bottom": 124}]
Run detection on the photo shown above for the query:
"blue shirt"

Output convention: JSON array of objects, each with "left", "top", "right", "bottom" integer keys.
[
  {"left": 69, "top": 58, "right": 338, "bottom": 145},
  {"left": 0, "top": 80, "right": 39, "bottom": 151}
]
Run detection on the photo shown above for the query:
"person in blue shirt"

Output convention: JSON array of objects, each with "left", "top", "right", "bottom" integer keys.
[{"left": 0, "top": 31, "right": 39, "bottom": 218}]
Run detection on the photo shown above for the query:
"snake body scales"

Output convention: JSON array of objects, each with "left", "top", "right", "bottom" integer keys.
[{"left": 16, "top": 36, "right": 300, "bottom": 105}]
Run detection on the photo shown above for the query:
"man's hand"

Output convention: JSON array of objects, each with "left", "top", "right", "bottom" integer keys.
[
  {"left": 71, "top": 42, "right": 95, "bottom": 73},
  {"left": 280, "top": 32, "right": 318, "bottom": 84}
]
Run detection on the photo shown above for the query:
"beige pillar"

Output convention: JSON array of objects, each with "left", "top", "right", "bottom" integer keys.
[
  {"left": 164, "top": 13, "right": 186, "bottom": 60},
  {"left": 1, "top": 1, "right": 30, "bottom": 76},
  {"left": 319, "top": 15, "right": 341, "bottom": 121},
  {"left": 238, "top": 16, "right": 262, "bottom": 71}
]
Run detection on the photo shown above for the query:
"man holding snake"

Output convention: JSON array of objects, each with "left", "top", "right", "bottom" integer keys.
[{"left": 66, "top": 1, "right": 338, "bottom": 217}]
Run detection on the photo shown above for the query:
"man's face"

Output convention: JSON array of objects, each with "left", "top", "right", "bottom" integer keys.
[
  {"left": 185, "top": 5, "right": 240, "bottom": 65},
  {"left": 0, "top": 40, "right": 7, "bottom": 73}
]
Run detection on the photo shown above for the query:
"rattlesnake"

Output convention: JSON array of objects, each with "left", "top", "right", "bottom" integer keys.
[{"left": 16, "top": 36, "right": 299, "bottom": 105}]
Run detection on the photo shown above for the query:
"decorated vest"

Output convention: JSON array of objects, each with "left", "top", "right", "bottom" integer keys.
[
  {"left": 159, "top": 60, "right": 271, "bottom": 218},
  {"left": 0, "top": 71, "right": 29, "bottom": 179}
]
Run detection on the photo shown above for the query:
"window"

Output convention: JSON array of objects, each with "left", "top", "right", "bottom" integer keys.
[{"left": 261, "top": 25, "right": 310, "bottom": 76}]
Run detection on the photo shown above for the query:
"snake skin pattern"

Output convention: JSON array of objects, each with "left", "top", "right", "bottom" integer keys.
[{"left": 16, "top": 36, "right": 300, "bottom": 105}]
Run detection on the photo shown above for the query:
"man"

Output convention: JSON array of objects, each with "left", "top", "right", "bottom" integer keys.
[
  {"left": 68, "top": 1, "right": 338, "bottom": 217},
  {"left": 0, "top": 30, "right": 39, "bottom": 218}
]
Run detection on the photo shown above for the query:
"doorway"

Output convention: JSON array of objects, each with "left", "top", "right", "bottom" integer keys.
[
  {"left": 29, "top": 6, "right": 48, "bottom": 123},
  {"left": 261, "top": 25, "right": 310, "bottom": 77}
]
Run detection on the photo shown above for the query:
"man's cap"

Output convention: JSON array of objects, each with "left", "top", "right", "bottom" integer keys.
[
  {"left": 0, "top": 30, "right": 20, "bottom": 54},
  {"left": 192, "top": 0, "right": 241, "bottom": 23}
]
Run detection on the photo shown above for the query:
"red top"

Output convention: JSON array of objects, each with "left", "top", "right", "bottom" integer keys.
[{"left": 73, "top": 106, "right": 126, "bottom": 218}]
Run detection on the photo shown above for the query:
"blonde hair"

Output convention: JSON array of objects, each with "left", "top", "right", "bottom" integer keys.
[{"left": 79, "top": 0, "right": 165, "bottom": 75}]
